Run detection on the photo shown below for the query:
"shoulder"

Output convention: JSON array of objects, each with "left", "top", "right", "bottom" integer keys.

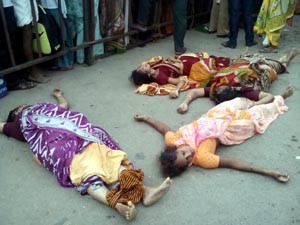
[{"left": 164, "top": 131, "right": 181, "bottom": 147}]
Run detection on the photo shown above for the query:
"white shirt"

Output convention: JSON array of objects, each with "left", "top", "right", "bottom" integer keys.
[
  {"left": 40, "top": 0, "right": 67, "bottom": 18},
  {"left": 2, "top": 0, "right": 13, "bottom": 7}
]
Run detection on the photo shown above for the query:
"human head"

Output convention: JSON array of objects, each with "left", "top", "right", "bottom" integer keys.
[
  {"left": 214, "top": 86, "right": 242, "bottom": 105},
  {"left": 159, "top": 145, "right": 195, "bottom": 178},
  {"left": 130, "top": 63, "right": 155, "bottom": 85},
  {"left": 6, "top": 105, "right": 27, "bottom": 122}
]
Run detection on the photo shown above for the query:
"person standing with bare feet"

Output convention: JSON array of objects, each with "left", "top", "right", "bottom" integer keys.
[
  {"left": 0, "top": 89, "right": 172, "bottom": 221},
  {"left": 11, "top": 0, "right": 50, "bottom": 83}
]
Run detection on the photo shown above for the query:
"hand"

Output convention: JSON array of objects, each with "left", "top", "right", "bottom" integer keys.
[
  {"left": 177, "top": 103, "right": 188, "bottom": 114},
  {"left": 169, "top": 90, "right": 179, "bottom": 99},
  {"left": 134, "top": 114, "right": 148, "bottom": 122},
  {"left": 53, "top": 88, "right": 63, "bottom": 98}
]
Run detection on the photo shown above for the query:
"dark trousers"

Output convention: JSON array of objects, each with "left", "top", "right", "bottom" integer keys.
[
  {"left": 137, "top": 0, "right": 187, "bottom": 52},
  {"left": 228, "top": 0, "right": 255, "bottom": 45},
  {"left": 0, "top": 7, "right": 27, "bottom": 88}
]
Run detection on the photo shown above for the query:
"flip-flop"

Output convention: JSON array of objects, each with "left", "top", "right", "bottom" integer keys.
[{"left": 259, "top": 46, "right": 278, "bottom": 53}]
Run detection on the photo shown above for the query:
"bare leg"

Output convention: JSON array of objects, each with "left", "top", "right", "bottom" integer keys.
[
  {"left": 87, "top": 185, "right": 137, "bottom": 220},
  {"left": 177, "top": 88, "right": 205, "bottom": 114},
  {"left": 22, "top": 24, "right": 50, "bottom": 83},
  {"left": 279, "top": 48, "right": 298, "bottom": 68},
  {"left": 280, "top": 86, "right": 294, "bottom": 99},
  {"left": 142, "top": 177, "right": 172, "bottom": 206}
]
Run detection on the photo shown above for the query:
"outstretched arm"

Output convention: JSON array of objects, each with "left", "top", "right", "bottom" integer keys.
[
  {"left": 52, "top": 89, "right": 70, "bottom": 109},
  {"left": 219, "top": 157, "right": 289, "bottom": 183},
  {"left": 168, "top": 78, "right": 186, "bottom": 99},
  {"left": 177, "top": 88, "right": 205, "bottom": 114},
  {"left": 254, "top": 91, "right": 274, "bottom": 106},
  {"left": 0, "top": 122, "right": 5, "bottom": 133},
  {"left": 134, "top": 114, "right": 172, "bottom": 135}
]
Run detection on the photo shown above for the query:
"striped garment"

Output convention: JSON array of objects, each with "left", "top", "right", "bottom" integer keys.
[{"left": 20, "top": 102, "right": 120, "bottom": 187}]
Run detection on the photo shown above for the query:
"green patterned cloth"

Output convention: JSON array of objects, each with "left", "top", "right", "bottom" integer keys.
[{"left": 254, "top": 0, "right": 296, "bottom": 46}]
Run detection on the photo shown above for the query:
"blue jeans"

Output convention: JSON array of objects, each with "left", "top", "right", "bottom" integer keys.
[
  {"left": 172, "top": 0, "right": 188, "bottom": 52},
  {"left": 228, "top": 0, "right": 255, "bottom": 45}
]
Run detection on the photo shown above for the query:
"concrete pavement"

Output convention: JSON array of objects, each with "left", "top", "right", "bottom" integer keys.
[{"left": 0, "top": 16, "right": 300, "bottom": 225}]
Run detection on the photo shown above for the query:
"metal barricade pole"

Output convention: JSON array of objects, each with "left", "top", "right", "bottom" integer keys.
[{"left": 0, "top": 1, "right": 16, "bottom": 66}]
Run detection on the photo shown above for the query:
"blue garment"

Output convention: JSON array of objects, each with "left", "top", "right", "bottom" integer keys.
[
  {"left": 228, "top": 0, "right": 255, "bottom": 46},
  {"left": 66, "top": 0, "right": 103, "bottom": 64},
  {"left": 46, "top": 8, "right": 74, "bottom": 69}
]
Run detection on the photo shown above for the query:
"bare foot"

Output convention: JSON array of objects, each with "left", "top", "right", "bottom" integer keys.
[
  {"left": 273, "top": 173, "right": 289, "bottom": 183},
  {"left": 286, "top": 48, "right": 298, "bottom": 65},
  {"left": 281, "top": 86, "right": 294, "bottom": 99},
  {"left": 280, "top": 48, "right": 298, "bottom": 67},
  {"left": 169, "top": 90, "right": 179, "bottom": 99},
  {"left": 177, "top": 103, "right": 188, "bottom": 114},
  {"left": 115, "top": 201, "right": 137, "bottom": 221},
  {"left": 134, "top": 114, "right": 148, "bottom": 122},
  {"left": 142, "top": 177, "right": 172, "bottom": 206}
]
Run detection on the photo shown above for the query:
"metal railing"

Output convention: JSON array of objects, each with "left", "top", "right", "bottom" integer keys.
[{"left": 0, "top": 0, "right": 212, "bottom": 77}]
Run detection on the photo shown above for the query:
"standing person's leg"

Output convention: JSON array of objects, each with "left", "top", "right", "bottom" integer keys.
[
  {"left": 47, "top": 8, "right": 74, "bottom": 70},
  {"left": 75, "top": 16, "right": 85, "bottom": 64},
  {"left": 217, "top": 0, "right": 229, "bottom": 37},
  {"left": 131, "top": 0, "right": 155, "bottom": 31},
  {"left": 209, "top": 0, "right": 219, "bottom": 33},
  {"left": 21, "top": 25, "right": 50, "bottom": 83},
  {"left": 0, "top": 6, "right": 36, "bottom": 90},
  {"left": 12, "top": 0, "right": 49, "bottom": 83},
  {"left": 172, "top": 0, "right": 188, "bottom": 55},
  {"left": 242, "top": 0, "right": 257, "bottom": 46},
  {"left": 222, "top": 0, "right": 239, "bottom": 48},
  {"left": 93, "top": 0, "right": 104, "bottom": 57}
]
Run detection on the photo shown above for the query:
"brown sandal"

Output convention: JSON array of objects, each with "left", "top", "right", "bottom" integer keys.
[{"left": 259, "top": 46, "right": 278, "bottom": 53}]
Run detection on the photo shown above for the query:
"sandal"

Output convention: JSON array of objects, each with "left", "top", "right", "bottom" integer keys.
[
  {"left": 195, "top": 24, "right": 209, "bottom": 33},
  {"left": 259, "top": 46, "right": 278, "bottom": 53}
]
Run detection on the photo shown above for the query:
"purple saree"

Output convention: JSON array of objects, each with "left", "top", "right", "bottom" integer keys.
[{"left": 20, "top": 103, "right": 120, "bottom": 189}]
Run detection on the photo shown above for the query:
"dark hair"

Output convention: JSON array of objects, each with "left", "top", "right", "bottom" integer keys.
[
  {"left": 159, "top": 146, "right": 187, "bottom": 178},
  {"left": 130, "top": 70, "right": 155, "bottom": 85},
  {"left": 6, "top": 106, "right": 20, "bottom": 122},
  {"left": 214, "top": 88, "right": 243, "bottom": 105}
]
